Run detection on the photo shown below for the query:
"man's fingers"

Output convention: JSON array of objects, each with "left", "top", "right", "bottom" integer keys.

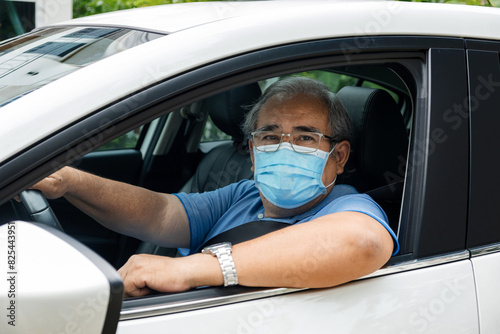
[
  {"left": 124, "top": 285, "right": 153, "bottom": 298},
  {"left": 29, "top": 170, "right": 67, "bottom": 199},
  {"left": 118, "top": 254, "right": 195, "bottom": 297},
  {"left": 119, "top": 255, "right": 152, "bottom": 297}
]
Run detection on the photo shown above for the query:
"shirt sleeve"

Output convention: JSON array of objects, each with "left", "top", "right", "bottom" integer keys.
[
  {"left": 173, "top": 180, "right": 253, "bottom": 254},
  {"left": 319, "top": 194, "right": 400, "bottom": 255}
]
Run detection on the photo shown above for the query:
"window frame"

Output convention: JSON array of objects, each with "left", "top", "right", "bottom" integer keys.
[{"left": 0, "top": 35, "right": 471, "bottom": 318}]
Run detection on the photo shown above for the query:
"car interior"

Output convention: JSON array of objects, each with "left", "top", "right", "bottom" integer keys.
[{"left": 0, "top": 64, "right": 414, "bottom": 279}]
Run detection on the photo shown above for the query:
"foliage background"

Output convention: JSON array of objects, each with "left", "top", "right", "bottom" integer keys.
[
  {"left": 74, "top": 0, "right": 499, "bottom": 18},
  {"left": 74, "top": 0, "right": 217, "bottom": 17}
]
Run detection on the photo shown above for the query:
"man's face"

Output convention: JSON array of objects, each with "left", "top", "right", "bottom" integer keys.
[{"left": 249, "top": 93, "right": 350, "bottom": 217}]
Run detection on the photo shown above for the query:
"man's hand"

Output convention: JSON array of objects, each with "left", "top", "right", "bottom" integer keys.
[
  {"left": 31, "top": 167, "right": 76, "bottom": 199},
  {"left": 118, "top": 253, "right": 224, "bottom": 298}
]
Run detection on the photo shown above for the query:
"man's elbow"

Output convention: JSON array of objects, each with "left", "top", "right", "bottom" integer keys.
[{"left": 355, "top": 229, "right": 394, "bottom": 272}]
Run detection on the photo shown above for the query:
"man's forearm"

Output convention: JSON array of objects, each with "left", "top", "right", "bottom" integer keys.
[
  {"left": 231, "top": 211, "right": 393, "bottom": 288},
  {"left": 33, "top": 167, "right": 190, "bottom": 247}
]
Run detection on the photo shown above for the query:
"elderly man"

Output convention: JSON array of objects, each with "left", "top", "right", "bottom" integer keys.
[{"left": 33, "top": 77, "right": 398, "bottom": 297}]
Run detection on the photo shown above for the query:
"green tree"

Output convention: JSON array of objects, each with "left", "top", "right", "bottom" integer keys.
[
  {"left": 74, "top": 0, "right": 498, "bottom": 19},
  {"left": 397, "top": 0, "right": 497, "bottom": 6},
  {"left": 74, "top": 0, "right": 221, "bottom": 18}
]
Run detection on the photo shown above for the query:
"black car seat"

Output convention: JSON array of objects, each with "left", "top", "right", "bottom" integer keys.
[
  {"left": 179, "top": 83, "right": 261, "bottom": 193},
  {"left": 136, "top": 83, "right": 261, "bottom": 255},
  {"left": 336, "top": 86, "right": 409, "bottom": 232}
]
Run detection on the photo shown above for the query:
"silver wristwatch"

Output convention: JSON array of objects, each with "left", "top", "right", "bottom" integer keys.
[{"left": 202, "top": 242, "right": 238, "bottom": 287}]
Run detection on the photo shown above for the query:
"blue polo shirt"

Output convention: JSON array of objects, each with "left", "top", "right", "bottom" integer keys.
[{"left": 174, "top": 180, "right": 399, "bottom": 255}]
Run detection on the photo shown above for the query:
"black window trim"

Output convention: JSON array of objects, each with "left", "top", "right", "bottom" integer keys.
[{"left": 464, "top": 39, "right": 500, "bottom": 249}]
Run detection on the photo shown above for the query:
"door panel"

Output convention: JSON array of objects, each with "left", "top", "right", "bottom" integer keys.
[
  {"left": 471, "top": 252, "right": 500, "bottom": 334},
  {"left": 118, "top": 260, "right": 478, "bottom": 334}
]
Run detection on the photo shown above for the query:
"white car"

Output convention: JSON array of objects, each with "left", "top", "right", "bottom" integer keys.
[{"left": 1, "top": 1, "right": 500, "bottom": 333}]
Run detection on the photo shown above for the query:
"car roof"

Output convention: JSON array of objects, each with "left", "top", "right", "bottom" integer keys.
[
  {"left": 2, "top": 1, "right": 500, "bottom": 164},
  {"left": 52, "top": 1, "right": 500, "bottom": 39}
]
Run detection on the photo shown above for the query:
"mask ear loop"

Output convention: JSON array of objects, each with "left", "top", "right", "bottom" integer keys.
[
  {"left": 325, "top": 175, "right": 337, "bottom": 189},
  {"left": 324, "top": 142, "right": 339, "bottom": 189}
]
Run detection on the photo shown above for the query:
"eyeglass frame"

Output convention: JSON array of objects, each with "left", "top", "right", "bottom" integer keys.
[{"left": 250, "top": 130, "right": 339, "bottom": 153}]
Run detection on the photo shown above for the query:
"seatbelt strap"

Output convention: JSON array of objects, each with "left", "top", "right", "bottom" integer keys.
[
  {"left": 201, "top": 220, "right": 290, "bottom": 249},
  {"left": 365, "top": 181, "right": 404, "bottom": 202}
]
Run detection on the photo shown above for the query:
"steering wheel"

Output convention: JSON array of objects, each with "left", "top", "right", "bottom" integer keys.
[{"left": 11, "top": 189, "right": 64, "bottom": 232}]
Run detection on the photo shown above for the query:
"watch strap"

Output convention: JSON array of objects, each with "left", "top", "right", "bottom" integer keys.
[{"left": 202, "top": 243, "right": 238, "bottom": 287}]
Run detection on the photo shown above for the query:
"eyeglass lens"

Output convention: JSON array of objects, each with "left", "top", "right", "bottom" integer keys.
[{"left": 252, "top": 132, "right": 324, "bottom": 152}]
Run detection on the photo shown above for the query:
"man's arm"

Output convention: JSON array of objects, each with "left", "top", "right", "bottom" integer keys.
[
  {"left": 31, "top": 166, "right": 190, "bottom": 248},
  {"left": 119, "top": 211, "right": 394, "bottom": 296},
  {"left": 234, "top": 211, "right": 393, "bottom": 288}
]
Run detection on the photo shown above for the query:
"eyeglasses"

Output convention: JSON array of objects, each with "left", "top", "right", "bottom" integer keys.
[{"left": 251, "top": 131, "right": 336, "bottom": 153}]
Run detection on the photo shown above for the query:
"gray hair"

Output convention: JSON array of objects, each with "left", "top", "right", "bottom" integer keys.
[{"left": 242, "top": 76, "right": 352, "bottom": 144}]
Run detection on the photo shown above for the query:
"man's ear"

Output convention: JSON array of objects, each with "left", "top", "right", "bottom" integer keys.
[
  {"left": 249, "top": 140, "right": 255, "bottom": 173},
  {"left": 333, "top": 140, "right": 350, "bottom": 175}
]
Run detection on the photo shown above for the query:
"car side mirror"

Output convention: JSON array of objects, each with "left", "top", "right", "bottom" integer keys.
[{"left": 0, "top": 221, "right": 123, "bottom": 333}]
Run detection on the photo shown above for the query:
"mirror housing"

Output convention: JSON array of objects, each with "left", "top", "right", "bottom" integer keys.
[{"left": 0, "top": 221, "right": 123, "bottom": 333}]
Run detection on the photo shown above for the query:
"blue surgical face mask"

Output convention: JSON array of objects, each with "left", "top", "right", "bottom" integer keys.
[{"left": 253, "top": 142, "right": 337, "bottom": 209}]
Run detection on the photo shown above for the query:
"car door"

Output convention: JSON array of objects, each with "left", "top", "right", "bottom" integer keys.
[
  {"left": 465, "top": 39, "right": 500, "bottom": 334},
  {"left": 111, "top": 36, "right": 478, "bottom": 333},
  {"left": 0, "top": 33, "right": 478, "bottom": 334}
]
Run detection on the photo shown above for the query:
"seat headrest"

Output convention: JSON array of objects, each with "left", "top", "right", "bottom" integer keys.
[
  {"left": 336, "top": 86, "right": 408, "bottom": 192},
  {"left": 204, "top": 83, "right": 262, "bottom": 143}
]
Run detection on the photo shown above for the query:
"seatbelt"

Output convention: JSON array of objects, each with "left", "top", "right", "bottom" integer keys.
[
  {"left": 200, "top": 220, "right": 290, "bottom": 249},
  {"left": 365, "top": 181, "right": 404, "bottom": 202}
]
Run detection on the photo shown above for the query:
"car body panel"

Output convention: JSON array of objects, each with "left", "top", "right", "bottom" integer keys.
[
  {"left": 471, "top": 249, "right": 500, "bottom": 334},
  {"left": 117, "top": 258, "right": 477, "bottom": 333}
]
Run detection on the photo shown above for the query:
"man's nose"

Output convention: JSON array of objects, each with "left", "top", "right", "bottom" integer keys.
[{"left": 281, "top": 133, "right": 292, "bottom": 143}]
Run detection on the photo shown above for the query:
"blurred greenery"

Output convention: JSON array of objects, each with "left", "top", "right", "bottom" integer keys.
[
  {"left": 397, "top": 0, "right": 496, "bottom": 5},
  {"left": 400, "top": 0, "right": 495, "bottom": 5},
  {"left": 201, "top": 116, "right": 231, "bottom": 142},
  {"left": 74, "top": 0, "right": 498, "bottom": 18},
  {"left": 97, "top": 128, "right": 141, "bottom": 151},
  {"left": 74, "top": 0, "right": 220, "bottom": 17}
]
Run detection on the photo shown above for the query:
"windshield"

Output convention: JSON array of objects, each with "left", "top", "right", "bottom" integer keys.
[{"left": 0, "top": 26, "right": 164, "bottom": 106}]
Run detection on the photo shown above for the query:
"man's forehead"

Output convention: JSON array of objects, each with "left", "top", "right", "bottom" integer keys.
[{"left": 256, "top": 94, "right": 330, "bottom": 131}]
